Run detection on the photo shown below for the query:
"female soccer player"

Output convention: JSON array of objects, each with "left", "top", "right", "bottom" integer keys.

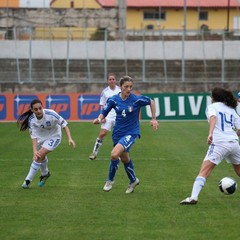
[
  {"left": 89, "top": 73, "right": 120, "bottom": 160},
  {"left": 17, "top": 99, "right": 76, "bottom": 189},
  {"left": 180, "top": 88, "right": 240, "bottom": 204},
  {"left": 93, "top": 76, "right": 158, "bottom": 193}
]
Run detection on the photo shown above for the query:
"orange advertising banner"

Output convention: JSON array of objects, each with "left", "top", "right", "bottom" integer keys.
[{"left": 0, "top": 93, "right": 101, "bottom": 122}]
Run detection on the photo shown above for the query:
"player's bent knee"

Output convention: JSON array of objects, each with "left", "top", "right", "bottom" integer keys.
[{"left": 110, "top": 151, "right": 120, "bottom": 160}]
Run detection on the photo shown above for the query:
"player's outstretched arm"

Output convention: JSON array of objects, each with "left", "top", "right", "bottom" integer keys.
[{"left": 63, "top": 126, "right": 76, "bottom": 148}]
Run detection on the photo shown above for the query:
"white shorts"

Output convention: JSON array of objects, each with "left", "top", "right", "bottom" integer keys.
[
  {"left": 101, "top": 117, "right": 115, "bottom": 131},
  {"left": 204, "top": 141, "right": 240, "bottom": 165},
  {"left": 38, "top": 137, "right": 61, "bottom": 152}
]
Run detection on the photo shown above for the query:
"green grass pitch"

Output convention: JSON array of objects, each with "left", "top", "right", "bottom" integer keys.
[{"left": 0, "top": 121, "right": 239, "bottom": 240}]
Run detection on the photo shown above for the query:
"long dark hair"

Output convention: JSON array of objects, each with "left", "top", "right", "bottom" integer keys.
[
  {"left": 17, "top": 99, "right": 42, "bottom": 131},
  {"left": 211, "top": 88, "right": 237, "bottom": 108}
]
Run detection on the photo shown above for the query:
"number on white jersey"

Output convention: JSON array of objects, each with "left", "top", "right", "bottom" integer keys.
[{"left": 219, "top": 112, "right": 233, "bottom": 131}]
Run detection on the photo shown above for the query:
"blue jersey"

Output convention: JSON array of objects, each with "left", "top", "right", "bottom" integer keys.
[{"left": 102, "top": 93, "right": 151, "bottom": 141}]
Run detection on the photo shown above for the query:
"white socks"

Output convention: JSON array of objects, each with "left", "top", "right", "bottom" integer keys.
[
  {"left": 93, "top": 138, "right": 103, "bottom": 154},
  {"left": 40, "top": 157, "right": 49, "bottom": 176},
  {"left": 191, "top": 176, "right": 206, "bottom": 200},
  {"left": 25, "top": 161, "right": 41, "bottom": 181}
]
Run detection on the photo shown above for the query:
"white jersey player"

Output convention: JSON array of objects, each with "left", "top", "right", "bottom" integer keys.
[
  {"left": 29, "top": 109, "right": 67, "bottom": 147},
  {"left": 180, "top": 88, "right": 240, "bottom": 205},
  {"left": 17, "top": 99, "right": 76, "bottom": 189},
  {"left": 89, "top": 73, "right": 120, "bottom": 160}
]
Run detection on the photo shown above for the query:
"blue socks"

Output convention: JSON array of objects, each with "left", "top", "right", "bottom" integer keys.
[
  {"left": 107, "top": 159, "right": 137, "bottom": 184},
  {"left": 107, "top": 159, "right": 120, "bottom": 181},
  {"left": 124, "top": 159, "right": 136, "bottom": 183}
]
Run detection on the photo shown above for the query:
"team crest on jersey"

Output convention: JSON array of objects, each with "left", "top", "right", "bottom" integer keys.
[
  {"left": 46, "top": 121, "right": 51, "bottom": 127},
  {"left": 128, "top": 106, "right": 133, "bottom": 112}
]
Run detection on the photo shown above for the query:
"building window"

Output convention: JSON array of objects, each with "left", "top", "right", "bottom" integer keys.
[
  {"left": 143, "top": 11, "right": 166, "bottom": 20},
  {"left": 199, "top": 11, "right": 208, "bottom": 21},
  {"left": 146, "top": 24, "right": 154, "bottom": 30}
]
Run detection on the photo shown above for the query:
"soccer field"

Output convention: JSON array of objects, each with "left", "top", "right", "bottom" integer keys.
[{"left": 0, "top": 121, "right": 239, "bottom": 240}]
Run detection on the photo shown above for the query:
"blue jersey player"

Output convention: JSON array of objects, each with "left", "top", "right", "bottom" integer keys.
[{"left": 93, "top": 76, "right": 158, "bottom": 193}]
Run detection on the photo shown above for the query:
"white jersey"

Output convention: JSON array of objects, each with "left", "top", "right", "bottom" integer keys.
[
  {"left": 28, "top": 109, "right": 68, "bottom": 144},
  {"left": 100, "top": 85, "right": 120, "bottom": 120},
  {"left": 236, "top": 102, "right": 240, "bottom": 115},
  {"left": 205, "top": 102, "right": 240, "bottom": 143}
]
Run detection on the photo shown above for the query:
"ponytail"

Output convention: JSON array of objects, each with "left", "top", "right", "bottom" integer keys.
[
  {"left": 17, "top": 99, "right": 42, "bottom": 131},
  {"left": 224, "top": 90, "right": 238, "bottom": 108},
  {"left": 17, "top": 109, "right": 32, "bottom": 131}
]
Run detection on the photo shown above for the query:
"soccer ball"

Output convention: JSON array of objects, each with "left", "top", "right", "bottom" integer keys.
[{"left": 219, "top": 177, "right": 237, "bottom": 195}]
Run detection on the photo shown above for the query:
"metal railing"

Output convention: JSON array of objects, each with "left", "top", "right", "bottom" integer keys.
[{"left": 0, "top": 27, "right": 240, "bottom": 84}]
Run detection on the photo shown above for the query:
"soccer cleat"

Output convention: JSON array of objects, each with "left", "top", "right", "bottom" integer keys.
[
  {"left": 180, "top": 197, "right": 198, "bottom": 205},
  {"left": 103, "top": 181, "right": 114, "bottom": 192},
  {"left": 125, "top": 178, "right": 140, "bottom": 194},
  {"left": 38, "top": 171, "right": 51, "bottom": 187},
  {"left": 89, "top": 152, "right": 97, "bottom": 160},
  {"left": 22, "top": 180, "right": 31, "bottom": 189}
]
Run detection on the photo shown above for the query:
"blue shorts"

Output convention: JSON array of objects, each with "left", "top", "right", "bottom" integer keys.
[{"left": 113, "top": 134, "right": 139, "bottom": 152}]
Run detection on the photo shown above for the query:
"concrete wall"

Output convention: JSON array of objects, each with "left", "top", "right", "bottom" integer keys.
[
  {"left": 1, "top": 40, "right": 240, "bottom": 94},
  {"left": 1, "top": 40, "right": 240, "bottom": 60}
]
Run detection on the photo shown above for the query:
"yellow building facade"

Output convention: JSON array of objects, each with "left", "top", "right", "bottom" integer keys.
[
  {"left": 51, "top": 0, "right": 101, "bottom": 9},
  {"left": 1, "top": 0, "right": 240, "bottom": 37},
  {"left": 127, "top": 8, "right": 240, "bottom": 31}
]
